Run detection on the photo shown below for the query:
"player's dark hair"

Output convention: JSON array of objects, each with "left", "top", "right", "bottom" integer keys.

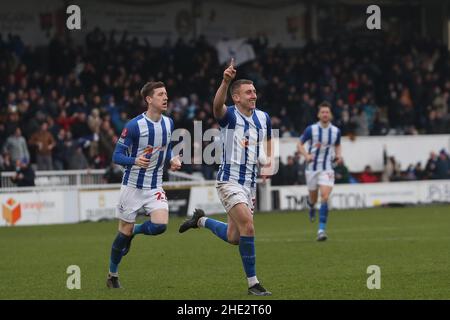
[
  {"left": 318, "top": 101, "right": 332, "bottom": 111},
  {"left": 230, "top": 79, "right": 254, "bottom": 96},
  {"left": 140, "top": 81, "right": 165, "bottom": 101}
]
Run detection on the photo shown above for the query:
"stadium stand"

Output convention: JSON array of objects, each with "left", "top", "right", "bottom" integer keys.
[{"left": 1, "top": 30, "right": 450, "bottom": 184}]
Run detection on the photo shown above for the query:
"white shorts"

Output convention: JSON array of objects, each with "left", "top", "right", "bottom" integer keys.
[
  {"left": 116, "top": 185, "right": 168, "bottom": 223},
  {"left": 305, "top": 170, "right": 335, "bottom": 191},
  {"left": 216, "top": 182, "right": 256, "bottom": 214}
]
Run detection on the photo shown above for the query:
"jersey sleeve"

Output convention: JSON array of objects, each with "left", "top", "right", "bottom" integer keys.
[
  {"left": 112, "top": 121, "right": 138, "bottom": 166},
  {"left": 217, "top": 106, "right": 236, "bottom": 127},
  {"left": 117, "top": 121, "right": 137, "bottom": 148},
  {"left": 300, "top": 126, "right": 312, "bottom": 144},
  {"left": 335, "top": 128, "right": 341, "bottom": 145}
]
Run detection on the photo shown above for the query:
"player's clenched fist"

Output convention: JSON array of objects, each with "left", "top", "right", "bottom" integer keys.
[
  {"left": 135, "top": 154, "right": 150, "bottom": 168},
  {"left": 170, "top": 155, "right": 182, "bottom": 171},
  {"left": 223, "top": 58, "right": 236, "bottom": 84}
]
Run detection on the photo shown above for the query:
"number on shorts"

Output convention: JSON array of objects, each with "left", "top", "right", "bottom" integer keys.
[{"left": 155, "top": 191, "right": 167, "bottom": 201}]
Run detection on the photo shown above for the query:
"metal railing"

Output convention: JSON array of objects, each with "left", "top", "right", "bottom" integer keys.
[
  {"left": 166, "top": 170, "right": 205, "bottom": 182},
  {"left": 1, "top": 169, "right": 206, "bottom": 188}
]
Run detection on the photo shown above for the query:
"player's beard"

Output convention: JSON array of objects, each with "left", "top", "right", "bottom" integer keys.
[{"left": 247, "top": 100, "right": 256, "bottom": 109}]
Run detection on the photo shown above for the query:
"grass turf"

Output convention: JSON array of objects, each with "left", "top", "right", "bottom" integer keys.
[{"left": 0, "top": 205, "right": 449, "bottom": 300}]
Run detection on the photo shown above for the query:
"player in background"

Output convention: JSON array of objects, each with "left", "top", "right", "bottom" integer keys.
[
  {"left": 106, "top": 81, "right": 182, "bottom": 288},
  {"left": 297, "top": 101, "right": 342, "bottom": 241},
  {"left": 179, "top": 59, "right": 273, "bottom": 296}
]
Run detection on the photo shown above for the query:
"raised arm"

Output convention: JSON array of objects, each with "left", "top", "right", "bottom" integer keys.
[{"left": 213, "top": 58, "right": 236, "bottom": 120}]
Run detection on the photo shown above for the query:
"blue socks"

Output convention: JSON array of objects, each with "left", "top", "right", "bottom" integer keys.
[
  {"left": 133, "top": 221, "right": 167, "bottom": 235},
  {"left": 109, "top": 222, "right": 167, "bottom": 274},
  {"left": 319, "top": 202, "right": 329, "bottom": 231},
  {"left": 239, "top": 236, "right": 256, "bottom": 278},
  {"left": 204, "top": 218, "right": 228, "bottom": 242},
  {"left": 109, "top": 232, "right": 131, "bottom": 274},
  {"left": 202, "top": 221, "right": 257, "bottom": 285}
]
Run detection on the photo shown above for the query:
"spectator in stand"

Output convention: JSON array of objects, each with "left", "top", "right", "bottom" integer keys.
[
  {"left": 98, "top": 120, "right": 117, "bottom": 167},
  {"left": 53, "top": 128, "right": 68, "bottom": 170},
  {"left": 370, "top": 109, "right": 389, "bottom": 135},
  {"left": 56, "top": 110, "right": 77, "bottom": 132},
  {"left": 29, "top": 122, "right": 56, "bottom": 170},
  {"left": 2, "top": 127, "right": 30, "bottom": 163},
  {"left": 334, "top": 161, "right": 350, "bottom": 184},
  {"left": 382, "top": 148, "right": 402, "bottom": 182},
  {"left": 405, "top": 164, "right": 417, "bottom": 180},
  {"left": 351, "top": 107, "right": 369, "bottom": 136},
  {"left": 360, "top": 165, "right": 378, "bottom": 183},
  {"left": 293, "top": 151, "right": 306, "bottom": 185},
  {"left": 414, "top": 162, "right": 425, "bottom": 180},
  {"left": 425, "top": 110, "right": 448, "bottom": 134},
  {"left": 67, "top": 146, "right": 89, "bottom": 170},
  {"left": 0, "top": 151, "right": 15, "bottom": 172},
  {"left": 10, "top": 158, "right": 35, "bottom": 187},
  {"left": 435, "top": 150, "right": 449, "bottom": 179},
  {"left": 281, "top": 156, "right": 299, "bottom": 185},
  {"left": 424, "top": 152, "right": 438, "bottom": 179},
  {"left": 0, "top": 123, "right": 7, "bottom": 150},
  {"left": 71, "top": 112, "right": 92, "bottom": 140}
]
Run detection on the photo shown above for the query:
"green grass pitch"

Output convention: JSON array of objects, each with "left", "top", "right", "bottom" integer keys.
[{"left": 0, "top": 205, "right": 449, "bottom": 299}]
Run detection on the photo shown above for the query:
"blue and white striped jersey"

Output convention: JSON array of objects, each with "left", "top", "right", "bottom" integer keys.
[
  {"left": 114, "top": 113, "right": 173, "bottom": 189},
  {"left": 216, "top": 105, "right": 272, "bottom": 189},
  {"left": 300, "top": 122, "right": 341, "bottom": 171}
]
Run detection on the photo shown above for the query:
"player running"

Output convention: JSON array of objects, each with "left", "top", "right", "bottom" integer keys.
[
  {"left": 179, "top": 59, "right": 273, "bottom": 296},
  {"left": 297, "top": 101, "right": 342, "bottom": 241},
  {"left": 106, "top": 81, "right": 181, "bottom": 288}
]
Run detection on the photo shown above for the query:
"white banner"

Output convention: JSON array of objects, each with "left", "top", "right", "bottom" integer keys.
[
  {"left": 187, "top": 186, "right": 224, "bottom": 216},
  {"left": 79, "top": 189, "right": 120, "bottom": 222},
  {"left": 277, "top": 180, "right": 450, "bottom": 210},
  {"left": 0, "top": 191, "right": 65, "bottom": 226}
]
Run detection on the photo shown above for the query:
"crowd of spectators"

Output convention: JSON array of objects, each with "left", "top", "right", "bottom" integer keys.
[
  {"left": 273, "top": 148, "right": 450, "bottom": 186},
  {"left": 1, "top": 29, "right": 450, "bottom": 185}
]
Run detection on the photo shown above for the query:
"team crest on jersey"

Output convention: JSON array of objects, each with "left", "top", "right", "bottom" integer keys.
[
  {"left": 315, "top": 142, "right": 322, "bottom": 148},
  {"left": 143, "top": 145, "right": 164, "bottom": 157}
]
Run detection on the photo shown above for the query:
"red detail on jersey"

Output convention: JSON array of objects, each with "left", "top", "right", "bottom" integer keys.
[
  {"left": 144, "top": 145, "right": 154, "bottom": 155},
  {"left": 143, "top": 145, "right": 164, "bottom": 158},
  {"left": 240, "top": 138, "right": 250, "bottom": 148},
  {"left": 120, "top": 128, "right": 128, "bottom": 138},
  {"left": 315, "top": 142, "right": 322, "bottom": 148}
]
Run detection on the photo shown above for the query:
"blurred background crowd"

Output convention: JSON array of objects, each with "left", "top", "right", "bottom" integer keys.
[{"left": 1, "top": 29, "right": 449, "bottom": 185}]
